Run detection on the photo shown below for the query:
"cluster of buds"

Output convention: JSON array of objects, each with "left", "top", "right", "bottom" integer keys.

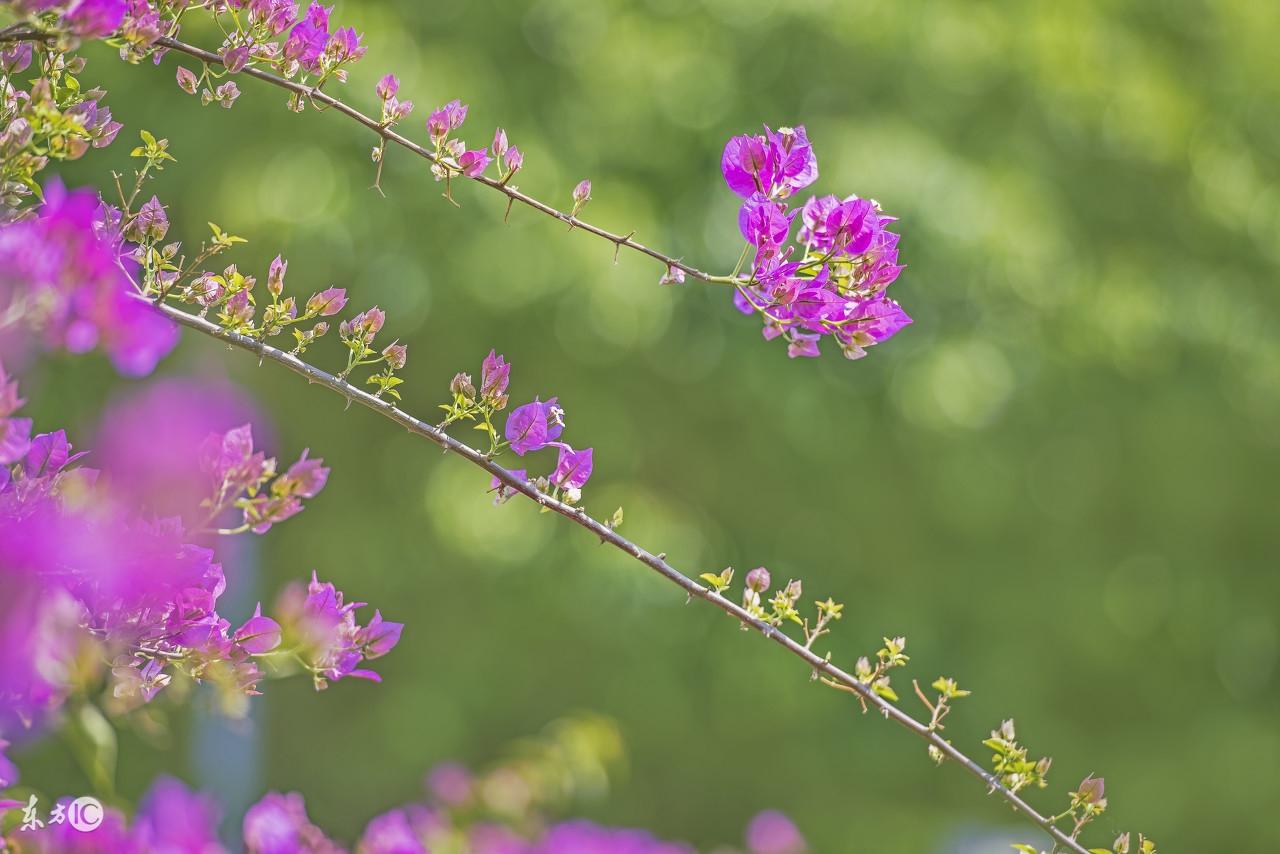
[
  {"left": 736, "top": 566, "right": 804, "bottom": 627},
  {"left": 1014, "top": 777, "right": 1155, "bottom": 854},
  {"left": 441, "top": 349, "right": 511, "bottom": 453},
  {"left": 425, "top": 99, "right": 523, "bottom": 193},
  {"left": 0, "top": 42, "right": 121, "bottom": 217},
  {"left": 184, "top": 251, "right": 347, "bottom": 354},
  {"left": 337, "top": 305, "right": 407, "bottom": 398},
  {"left": 199, "top": 423, "right": 330, "bottom": 535},
  {"left": 374, "top": 73, "right": 413, "bottom": 124},
  {"left": 440, "top": 351, "right": 596, "bottom": 505},
  {"left": 843, "top": 635, "right": 911, "bottom": 704},
  {"left": 169, "top": 1, "right": 370, "bottom": 111},
  {"left": 982, "top": 718, "right": 1053, "bottom": 796},
  {"left": 700, "top": 566, "right": 846, "bottom": 652}
]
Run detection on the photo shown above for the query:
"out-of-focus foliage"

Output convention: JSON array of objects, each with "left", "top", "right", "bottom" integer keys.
[{"left": 18, "top": 0, "right": 1279, "bottom": 850}]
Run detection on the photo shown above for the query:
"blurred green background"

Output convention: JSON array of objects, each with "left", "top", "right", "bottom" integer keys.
[{"left": 21, "top": 0, "right": 1280, "bottom": 850}]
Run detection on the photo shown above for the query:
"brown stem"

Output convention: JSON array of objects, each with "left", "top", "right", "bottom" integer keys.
[
  {"left": 144, "top": 35, "right": 720, "bottom": 284},
  {"left": 154, "top": 299, "right": 1093, "bottom": 854}
]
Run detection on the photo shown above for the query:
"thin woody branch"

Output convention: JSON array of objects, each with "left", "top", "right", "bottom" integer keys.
[
  {"left": 155, "top": 300, "right": 1092, "bottom": 854},
  {"left": 139, "top": 34, "right": 726, "bottom": 285}
]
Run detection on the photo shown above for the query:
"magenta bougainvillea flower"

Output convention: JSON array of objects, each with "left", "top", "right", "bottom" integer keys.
[
  {"left": 745, "top": 809, "right": 808, "bottom": 854},
  {"left": 0, "top": 364, "right": 31, "bottom": 466},
  {"left": 427, "top": 99, "right": 469, "bottom": 143},
  {"left": 458, "top": 148, "right": 492, "bottom": 177},
  {"left": 62, "top": 0, "right": 126, "bottom": 37},
  {"left": 722, "top": 126, "right": 817, "bottom": 201},
  {"left": 480, "top": 349, "right": 511, "bottom": 404},
  {"left": 0, "top": 182, "right": 179, "bottom": 375},
  {"left": 551, "top": 444, "right": 593, "bottom": 491},
  {"left": 504, "top": 397, "right": 565, "bottom": 457},
  {"left": 273, "top": 570, "right": 403, "bottom": 687},
  {"left": 0, "top": 374, "right": 399, "bottom": 776},
  {"left": 244, "top": 791, "right": 341, "bottom": 854},
  {"left": 132, "top": 776, "right": 225, "bottom": 852},
  {"left": 721, "top": 125, "right": 910, "bottom": 360},
  {"left": 0, "top": 739, "right": 15, "bottom": 789}
]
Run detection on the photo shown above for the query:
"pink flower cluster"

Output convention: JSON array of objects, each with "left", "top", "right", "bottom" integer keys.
[
  {"left": 0, "top": 182, "right": 178, "bottom": 375},
  {"left": 425, "top": 98, "right": 524, "bottom": 184},
  {"left": 722, "top": 125, "right": 911, "bottom": 359},
  {"left": 242, "top": 774, "right": 809, "bottom": 854},
  {"left": 0, "top": 370, "right": 400, "bottom": 790},
  {"left": 0, "top": 767, "right": 807, "bottom": 854},
  {"left": 450, "top": 349, "right": 595, "bottom": 505}
]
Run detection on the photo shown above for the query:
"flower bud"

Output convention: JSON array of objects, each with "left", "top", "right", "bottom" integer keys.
[
  {"left": 376, "top": 73, "right": 399, "bottom": 101},
  {"left": 305, "top": 287, "right": 348, "bottom": 317},
  {"left": 221, "top": 44, "right": 250, "bottom": 74},
  {"left": 125, "top": 195, "right": 169, "bottom": 243},
  {"left": 1076, "top": 776, "right": 1105, "bottom": 805},
  {"left": 783, "top": 578, "right": 802, "bottom": 601},
  {"left": 572, "top": 179, "right": 591, "bottom": 204},
  {"left": 491, "top": 127, "right": 508, "bottom": 158},
  {"left": 381, "top": 341, "right": 407, "bottom": 370},
  {"left": 360, "top": 307, "right": 385, "bottom": 336},
  {"left": 745, "top": 566, "right": 771, "bottom": 593},
  {"left": 267, "top": 255, "right": 287, "bottom": 298},
  {"left": 480, "top": 350, "right": 510, "bottom": 400},
  {"left": 390, "top": 98, "right": 414, "bottom": 121},
  {"left": 215, "top": 81, "right": 241, "bottom": 108},
  {"left": 504, "top": 146, "right": 523, "bottom": 175},
  {"left": 0, "top": 42, "right": 32, "bottom": 75},
  {"left": 450, "top": 372, "right": 476, "bottom": 401},
  {"left": 658, "top": 265, "right": 685, "bottom": 286}
]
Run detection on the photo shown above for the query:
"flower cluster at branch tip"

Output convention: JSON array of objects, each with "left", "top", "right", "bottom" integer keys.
[
  {"left": 0, "top": 30, "right": 121, "bottom": 215},
  {"left": 721, "top": 125, "right": 910, "bottom": 359},
  {"left": 200, "top": 422, "right": 329, "bottom": 534},
  {"left": 0, "top": 180, "right": 177, "bottom": 373},
  {"left": 272, "top": 570, "right": 403, "bottom": 689},
  {"left": 165, "top": 0, "right": 369, "bottom": 110},
  {"left": 421, "top": 97, "right": 525, "bottom": 199},
  {"left": 0, "top": 370, "right": 401, "bottom": 791},
  {"left": 440, "top": 349, "right": 596, "bottom": 506}
]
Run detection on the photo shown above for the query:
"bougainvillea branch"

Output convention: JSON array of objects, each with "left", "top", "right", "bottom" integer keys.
[
  {"left": 127, "top": 35, "right": 720, "bottom": 285},
  {"left": 0, "top": 5, "right": 1148, "bottom": 850},
  {"left": 153, "top": 299, "right": 1094, "bottom": 854}
]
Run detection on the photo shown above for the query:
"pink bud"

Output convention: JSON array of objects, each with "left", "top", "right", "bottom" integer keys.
[
  {"left": 267, "top": 255, "right": 287, "bottom": 298},
  {"left": 221, "top": 44, "right": 250, "bottom": 74},
  {"left": 504, "top": 146, "right": 523, "bottom": 174},
  {"left": 381, "top": 341, "right": 407, "bottom": 370},
  {"left": 176, "top": 66, "right": 199, "bottom": 95},
  {"left": 305, "top": 288, "right": 348, "bottom": 317},
  {"left": 375, "top": 73, "right": 399, "bottom": 101},
  {"left": 745, "top": 566, "right": 771, "bottom": 593}
]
